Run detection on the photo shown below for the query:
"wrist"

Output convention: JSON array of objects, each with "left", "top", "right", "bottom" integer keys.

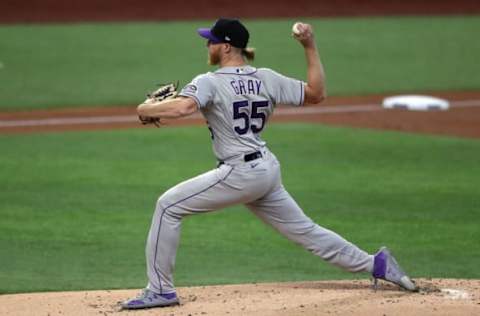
[{"left": 302, "top": 39, "right": 317, "bottom": 50}]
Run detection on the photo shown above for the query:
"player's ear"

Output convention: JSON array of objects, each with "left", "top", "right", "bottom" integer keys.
[{"left": 223, "top": 43, "right": 232, "bottom": 53}]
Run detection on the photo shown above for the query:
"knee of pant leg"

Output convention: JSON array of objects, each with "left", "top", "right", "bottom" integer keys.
[
  {"left": 156, "top": 195, "right": 169, "bottom": 210},
  {"left": 156, "top": 185, "right": 185, "bottom": 208},
  {"left": 155, "top": 192, "right": 175, "bottom": 215},
  {"left": 156, "top": 193, "right": 186, "bottom": 220}
]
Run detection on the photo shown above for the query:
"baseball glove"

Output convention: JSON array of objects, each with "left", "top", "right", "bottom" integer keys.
[
  {"left": 139, "top": 82, "right": 179, "bottom": 127},
  {"left": 147, "top": 81, "right": 179, "bottom": 102}
]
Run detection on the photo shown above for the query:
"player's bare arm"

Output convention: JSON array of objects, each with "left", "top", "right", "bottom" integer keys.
[
  {"left": 137, "top": 96, "right": 198, "bottom": 119},
  {"left": 293, "top": 22, "right": 326, "bottom": 105}
]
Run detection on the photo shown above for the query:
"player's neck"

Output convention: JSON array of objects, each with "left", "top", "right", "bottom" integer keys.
[{"left": 219, "top": 54, "right": 246, "bottom": 68}]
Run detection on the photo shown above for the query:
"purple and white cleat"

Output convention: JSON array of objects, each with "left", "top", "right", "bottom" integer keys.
[
  {"left": 121, "top": 288, "right": 179, "bottom": 309},
  {"left": 372, "top": 247, "right": 418, "bottom": 291}
]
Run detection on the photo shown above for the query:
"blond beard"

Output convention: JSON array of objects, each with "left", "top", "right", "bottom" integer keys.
[{"left": 208, "top": 50, "right": 221, "bottom": 65}]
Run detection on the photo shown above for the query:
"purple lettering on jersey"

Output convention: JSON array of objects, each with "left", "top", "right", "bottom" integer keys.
[
  {"left": 238, "top": 80, "right": 246, "bottom": 94},
  {"left": 230, "top": 81, "right": 240, "bottom": 95},
  {"left": 231, "top": 79, "right": 262, "bottom": 95},
  {"left": 247, "top": 80, "right": 256, "bottom": 94},
  {"left": 255, "top": 80, "right": 261, "bottom": 94}
]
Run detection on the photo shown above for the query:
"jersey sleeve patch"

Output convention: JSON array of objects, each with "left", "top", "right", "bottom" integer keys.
[
  {"left": 184, "top": 84, "right": 198, "bottom": 93},
  {"left": 179, "top": 74, "right": 214, "bottom": 109}
]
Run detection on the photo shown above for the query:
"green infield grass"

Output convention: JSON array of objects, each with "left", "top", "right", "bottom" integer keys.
[
  {"left": 0, "top": 16, "right": 479, "bottom": 110},
  {"left": 1, "top": 124, "right": 479, "bottom": 293}
]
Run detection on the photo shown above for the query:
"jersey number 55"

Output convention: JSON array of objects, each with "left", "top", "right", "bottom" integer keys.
[{"left": 233, "top": 100, "right": 269, "bottom": 135}]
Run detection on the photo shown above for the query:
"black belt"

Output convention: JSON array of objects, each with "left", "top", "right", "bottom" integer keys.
[
  {"left": 218, "top": 151, "right": 262, "bottom": 166},
  {"left": 244, "top": 151, "right": 263, "bottom": 162}
]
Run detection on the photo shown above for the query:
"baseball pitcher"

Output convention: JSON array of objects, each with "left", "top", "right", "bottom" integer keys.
[{"left": 122, "top": 18, "right": 417, "bottom": 310}]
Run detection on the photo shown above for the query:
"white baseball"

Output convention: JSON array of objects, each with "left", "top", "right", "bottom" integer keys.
[{"left": 292, "top": 22, "right": 303, "bottom": 35}]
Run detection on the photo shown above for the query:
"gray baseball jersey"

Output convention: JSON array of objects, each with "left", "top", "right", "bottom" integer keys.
[
  {"left": 179, "top": 66, "right": 304, "bottom": 161},
  {"left": 144, "top": 66, "right": 374, "bottom": 295}
]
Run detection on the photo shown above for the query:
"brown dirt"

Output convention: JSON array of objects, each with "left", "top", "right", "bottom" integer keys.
[
  {"left": 1, "top": 91, "right": 480, "bottom": 139},
  {"left": 0, "top": 279, "right": 479, "bottom": 316}
]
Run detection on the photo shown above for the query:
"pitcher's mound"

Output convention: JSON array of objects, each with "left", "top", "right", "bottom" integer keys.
[{"left": 1, "top": 279, "right": 479, "bottom": 316}]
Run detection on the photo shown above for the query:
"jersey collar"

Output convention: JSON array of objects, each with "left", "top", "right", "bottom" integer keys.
[{"left": 214, "top": 66, "right": 257, "bottom": 75}]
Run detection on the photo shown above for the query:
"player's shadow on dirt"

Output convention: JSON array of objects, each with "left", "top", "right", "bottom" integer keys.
[{"left": 288, "top": 280, "right": 407, "bottom": 292}]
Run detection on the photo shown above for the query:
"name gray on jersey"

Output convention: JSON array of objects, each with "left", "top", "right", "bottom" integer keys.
[{"left": 230, "top": 79, "right": 261, "bottom": 95}]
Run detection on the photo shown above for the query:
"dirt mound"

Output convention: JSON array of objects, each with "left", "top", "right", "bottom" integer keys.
[{"left": 0, "top": 279, "right": 478, "bottom": 316}]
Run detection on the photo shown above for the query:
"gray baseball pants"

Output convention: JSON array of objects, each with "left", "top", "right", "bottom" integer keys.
[{"left": 145, "top": 148, "right": 374, "bottom": 294}]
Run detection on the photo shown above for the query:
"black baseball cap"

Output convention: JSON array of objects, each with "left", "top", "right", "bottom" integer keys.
[{"left": 197, "top": 18, "right": 249, "bottom": 49}]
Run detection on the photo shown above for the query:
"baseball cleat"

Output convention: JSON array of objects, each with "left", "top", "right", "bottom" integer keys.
[
  {"left": 372, "top": 247, "right": 418, "bottom": 292},
  {"left": 121, "top": 288, "right": 179, "bottom": 309}
]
